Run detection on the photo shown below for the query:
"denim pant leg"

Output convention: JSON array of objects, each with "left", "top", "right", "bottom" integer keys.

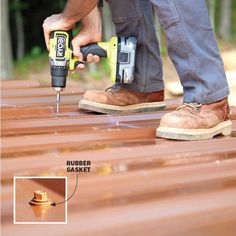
[
  {"left": 150, "top": 0, "right": 229, "bottom": 104},
  {"left": 107, "top": 0, "right": 164, "bottom": 93}
]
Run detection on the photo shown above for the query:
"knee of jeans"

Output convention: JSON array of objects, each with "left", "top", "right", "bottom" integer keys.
[
  {"left": 159, "top": 16, "right": 180, "bottom": 30},
  {"left": 107, "top": 0, "right": 142, "bottom": 24}
]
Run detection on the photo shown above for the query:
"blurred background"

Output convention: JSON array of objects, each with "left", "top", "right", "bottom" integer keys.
[{"left": 1, "top": 0, "right": 236, "bottom": 104}]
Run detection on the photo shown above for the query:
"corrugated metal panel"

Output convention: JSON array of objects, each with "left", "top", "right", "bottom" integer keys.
[{"left": 1, "top": 80, "right": 236, "bottom": 236}]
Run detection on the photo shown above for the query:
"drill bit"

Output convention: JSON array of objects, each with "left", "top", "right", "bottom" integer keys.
[
  {"left": 56, "top": 91, "right": 60, "bottom": 114},
  {"left": 54, "top": 87, "right": 63, "bottom": 115}
]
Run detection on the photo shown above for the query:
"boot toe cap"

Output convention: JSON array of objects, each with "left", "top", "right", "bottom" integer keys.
[
  {"left": 83, "top": 90, "right": 108, "bottom": 104},
  {"left": 160, "top": 112, "right": 194, "bottom": 129},
  {"left": 160, "top": 113, "right": 181, "bottom": 128}
]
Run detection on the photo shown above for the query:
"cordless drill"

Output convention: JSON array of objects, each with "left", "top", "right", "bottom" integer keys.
[{"left": 49, "top": 31, "right": 137, "bottom": 114}]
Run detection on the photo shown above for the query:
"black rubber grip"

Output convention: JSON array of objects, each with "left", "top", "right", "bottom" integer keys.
[{"left": 80, "top": 43, "right": 107, "bottom": 61}]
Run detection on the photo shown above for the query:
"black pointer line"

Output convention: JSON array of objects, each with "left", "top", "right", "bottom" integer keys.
[{"left": 51, "top": 174, "right": 79, "bottom": 206}]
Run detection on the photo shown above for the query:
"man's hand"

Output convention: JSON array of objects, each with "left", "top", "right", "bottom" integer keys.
[
  {"left": 43, "top": 5, "right": 102, "bottom": 70},
  {"left": 71, "top": 7, "right": 102, "bottom": 70},
  {"left": 43, "top": 13, "right": 75, "bottom": 50},
  {"left": 42, "top": 0, "right": 98, "bottom": 50}
]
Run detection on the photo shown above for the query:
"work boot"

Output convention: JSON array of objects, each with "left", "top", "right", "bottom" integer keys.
[
  {"left": 156, "top": 98, "right": 232, "bottom": 140},
  {"left": 79, "top": 85, "right": 165, "bottom": 114}
]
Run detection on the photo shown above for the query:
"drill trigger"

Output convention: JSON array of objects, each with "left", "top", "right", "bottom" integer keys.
[{"left": 74, "top": 61, "right": 85, "bottom": 68}]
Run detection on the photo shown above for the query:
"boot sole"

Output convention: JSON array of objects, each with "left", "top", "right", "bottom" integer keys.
[
  {"left": 156, "top": 120, "right": 232, "bottom": 141},
  {"left": 79, "top": 99, "right": 166, "bottom": 114}
]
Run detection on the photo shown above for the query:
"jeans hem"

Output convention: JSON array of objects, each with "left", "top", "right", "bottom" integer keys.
[
  {"left": 120, "top": 81, "right": 164, "bottom": 93},
  {"left": 184, "top": 86, "right": 230, "bottom": 104}
]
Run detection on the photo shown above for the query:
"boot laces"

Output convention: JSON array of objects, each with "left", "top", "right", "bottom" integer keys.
[
  {"left": 177, "top": 103, "right": 202, "bottom": 111},
  {"left": 105, "top": 84, "right": 120, "bottom": 93}
]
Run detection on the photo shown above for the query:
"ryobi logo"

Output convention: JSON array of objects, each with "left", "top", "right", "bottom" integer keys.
[{"left": 56, "top": 35, "right": 66, "bottom": 58}]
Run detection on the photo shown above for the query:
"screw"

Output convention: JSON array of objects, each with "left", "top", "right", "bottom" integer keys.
[
  {"left": 34, "top": 190, "right": 48, "bottom": 202},
  {"left": 29, "top": 190, "right": 52, "bottom": 206}
]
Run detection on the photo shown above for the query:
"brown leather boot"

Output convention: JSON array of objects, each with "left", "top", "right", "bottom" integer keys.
[
  {"left": 79, "top": 86, "right": 165, "bottom": 114},
  {"left": 156, "top": 98, "right": 232, "bottom": 140}
]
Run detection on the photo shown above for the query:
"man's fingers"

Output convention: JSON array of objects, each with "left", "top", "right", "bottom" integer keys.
[
  {"left": 71, "top": 39, "right": 83, "bottom": 61},
  {"left": 75, "top": 63, "right": 85, "bottom": 70},
  {"left": 74, "top": 54, "right": 100, "bottom": 70},
  {"left": 42, "top": 21, "right": 50, "bottom": 50},
  {"left": 86, "top": 54, "right": 100, "bottom": 63},
  {"left": 94, "top": 55, "right": 100, "bottom": 63},
  {"left": 44, "top": 32, "right": 50, "bottom": 50},
  {"left": 86, "top": 54, "right": 94, "bottom": 63},
  {"left": 42, "top": 16, "right": 57, "bottom": 50},
  {"left": 42, "top": 13, "right": 75, "bottom": 51}
]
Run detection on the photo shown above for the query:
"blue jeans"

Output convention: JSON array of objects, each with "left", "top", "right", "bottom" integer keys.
[{"left": 108, "top": 0, "right": 229, "bottom": 104}]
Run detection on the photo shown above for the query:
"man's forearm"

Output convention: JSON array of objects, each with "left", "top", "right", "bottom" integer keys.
[
  {"left": 81, "top": 6, "right": 101, "bottom": 29},
  {"left": 62, "top": 0, "right": 98, "bottom": 25}
]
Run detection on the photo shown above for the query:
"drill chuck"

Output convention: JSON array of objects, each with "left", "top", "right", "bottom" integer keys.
[{"left": 51, "top": 66, "right": 68, "bottom": 88}]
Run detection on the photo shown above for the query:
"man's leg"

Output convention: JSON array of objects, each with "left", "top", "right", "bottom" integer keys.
[
  {"left": 79, "top": 0, "right": 165, "bottom": 114},
  {"left": 107, "top": 0, "right": 163, "bottom": 93},
  {"left": 151, "top": 0, "right": 231, "bottom": 140},
  {"left": 151, "top": 0, "right": 229, "bottom": 103}
]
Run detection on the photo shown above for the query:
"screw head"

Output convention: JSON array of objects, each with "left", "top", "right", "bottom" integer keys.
[
  {"left": 29, "top": 190, "right": 52, "bottom": 206},
  {"left": 34, "top": 190, "right": 48, "bottom": 202}
]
